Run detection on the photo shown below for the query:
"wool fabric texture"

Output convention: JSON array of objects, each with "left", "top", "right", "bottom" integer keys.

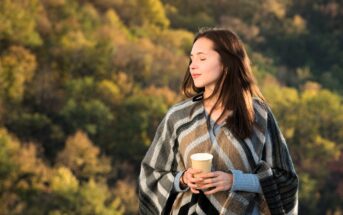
[{"left": 139, "top": 96, "right": 298, "bottom": 215}]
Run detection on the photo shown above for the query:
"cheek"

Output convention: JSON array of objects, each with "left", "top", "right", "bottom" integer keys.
[{"left": 208, "top": 63, "right": 223, "bottom": 78}]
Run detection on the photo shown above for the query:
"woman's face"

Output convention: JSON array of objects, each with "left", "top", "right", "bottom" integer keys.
[{"left": 189, "top": 37, "right": 223, "bottom": 91}]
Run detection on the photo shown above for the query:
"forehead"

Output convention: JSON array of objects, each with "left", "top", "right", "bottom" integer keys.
[{"left": 191, "top": 37, "right": 215, "bottom": 54}]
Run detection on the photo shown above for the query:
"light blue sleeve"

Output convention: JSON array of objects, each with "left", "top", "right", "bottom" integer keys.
[
  {"left": 230, "top": 169, "right": 262, "bottom": 193},
  {"left": 174, "top": 171, "right": 189, "bottom": 192}
]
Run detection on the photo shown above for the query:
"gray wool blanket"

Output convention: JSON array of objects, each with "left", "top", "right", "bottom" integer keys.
[{"left": 139, "top": 96, "right": 298, "bottom": 215}]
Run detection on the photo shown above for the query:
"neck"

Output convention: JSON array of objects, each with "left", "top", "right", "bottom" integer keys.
[
  {"left": 203, "top": 89, "right": 223, "bottom": 110},
  {"left": 203, "top": 77, "right": 225, "bottom": 109}
]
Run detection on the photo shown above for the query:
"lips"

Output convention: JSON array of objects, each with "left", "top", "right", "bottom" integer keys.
[{"left": 191, "top": 74, "right": 201, "bottom": 78}]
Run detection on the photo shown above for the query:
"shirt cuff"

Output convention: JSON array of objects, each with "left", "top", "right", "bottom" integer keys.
[
  {"left": 231, "top": 169, "right": 262, "bottom": 193},
  {"left": 174, "top": 171, "right": 189, "bottom": 192}
]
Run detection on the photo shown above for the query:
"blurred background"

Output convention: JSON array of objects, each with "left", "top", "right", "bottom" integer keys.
[{"left": 0, "top": 0, "right": 342, "bottom": 214}]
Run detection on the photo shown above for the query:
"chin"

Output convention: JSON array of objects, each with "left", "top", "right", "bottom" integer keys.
[
  {"left": 194, "top": 85, "right": 205, "bottom": 89},
  {"left": 193, "top": 82, "right": 205, "bottom": 88}
]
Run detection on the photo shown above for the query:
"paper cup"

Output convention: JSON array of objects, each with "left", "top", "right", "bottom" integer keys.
[{"left": 191, "top": 153, "right": 213, "bottom": 174}]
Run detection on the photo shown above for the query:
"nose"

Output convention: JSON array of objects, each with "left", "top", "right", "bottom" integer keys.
[{"left": 189, "top": 61, "right": 198, "bottom": 70}]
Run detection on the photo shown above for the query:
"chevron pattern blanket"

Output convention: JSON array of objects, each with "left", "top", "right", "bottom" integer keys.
[{"left": 139, "top": 97, "right": 298, "bottom": 215}]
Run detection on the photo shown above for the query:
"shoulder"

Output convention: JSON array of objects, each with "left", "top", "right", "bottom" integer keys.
[
  {"left": 164, "top": 96, "right": 203, "bottom": 125},
  {"left": 252, "top": 97, "right": 269, "bottom": 119},
  {"left": 252, "top": 98, "right": 282, "bottom": 131},
  {"left": 252, "top": 97, "right": 280, "bottom": 134}
]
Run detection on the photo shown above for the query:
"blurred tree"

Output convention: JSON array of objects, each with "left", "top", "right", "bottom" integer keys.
[
  {"left": 97, "top": 79, "right": 122, "bottom": 106},
  {"left": 5, "top": 112, "right": 65, "bottom": 155},
  {"left": 113, "top": 180, "right": 139, "bottom": 215},
  {"left": 144, "top": 28, "right": 193, "bottom": 55},
  {"left": 106, "top": 86, "right": 176, "bottom": 163},
  {"left": 0, "top": 128, "right": 22, "bottom": 214},
  {"left": 111, "top": 0, "right": 170, "bottom": 29},
  {"left": 50, "top": 166, "right": 79, "bottom": 196},
  {"left": 56, "top": 131, "right": 111, "bottom": 181},
  {"left": 114, "top": 72, "right": 135, "bottom": 97},
  {"left": 262, "top": 80, "right": 343, "bottom": 213},
  {"left": 0, "top": 0, "right": 42, "bottom": 46},
  {"left": 163, "top": 0, "right": 215, "bottom": 31},
  {"left": 60, "top": 77, "right": 114, "bottom": 136},
  {"left": 75, "top": 178, "right": 124, "bottom": 215},
  {"left": 260, "top": 0, "right": 343, "bottom": 93},
  {"left": 47, "top": 167, "right": 124, "bottom": 215},
  {"left": 0, "top": 128, "right": 124, "bottom": 214},
  {"left": 94, "top": 9, "right": 130, "bottom": 47},
  {"left": 112, "top": 37, "right": 188, "bottom": 91},
  {"left": 61, "top": 98, "right": 113, "bottom": 135},
  {"left": 0, "top": 46, "right": 37, "bottom": 103},
  {"left": 0, "top": 128, "right": 50, "bottom": 214}
]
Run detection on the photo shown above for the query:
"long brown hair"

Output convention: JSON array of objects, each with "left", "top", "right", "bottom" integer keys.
[{"left": 182, "top": 27, "right": 265, "bottom": 139}]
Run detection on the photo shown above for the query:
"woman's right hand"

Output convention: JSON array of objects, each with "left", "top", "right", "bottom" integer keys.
[{"left": 181, "top": 168, "right": 203, "bottom": 194}]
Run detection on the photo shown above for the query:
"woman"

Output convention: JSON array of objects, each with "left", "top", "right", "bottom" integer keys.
[{"left": 138, "top": 28, "right": 298, "bottom": 215}]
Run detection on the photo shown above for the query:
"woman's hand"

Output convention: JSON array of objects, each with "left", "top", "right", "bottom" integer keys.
[
  {"left": 197, "top": 171, "right": 233, "bottom": 195},
  {"left": 181, "top": 168, "right": 203, "bottom": 194}
]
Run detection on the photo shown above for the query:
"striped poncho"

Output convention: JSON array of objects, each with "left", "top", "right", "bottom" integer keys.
[{"left": 139, "top": 96, "right": 298, "bottom": 215}]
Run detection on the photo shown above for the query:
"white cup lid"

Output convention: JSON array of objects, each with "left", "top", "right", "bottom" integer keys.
[{"left": 191, "top": 153, "right": 213, "bottom": 161}]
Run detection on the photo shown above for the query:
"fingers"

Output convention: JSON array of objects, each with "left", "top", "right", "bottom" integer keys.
[
  {"left": 190, "top": 187, "right": 200, "bottom": 194},
  {"left": 183, "top": 168, "right": 203, "bottom": 194},
  {"left": 184, "top": 168, "right": 203, "bottom": 183},
  {"left": 198, "top": 171, "right": 233, "bottom": 195},
  {"left": 200, "top": 180, "right": 220, "bottom": 189},
  {"left": 197, "top": 171, "right": 217, "bottom": 179},
  {"left": 202, "top": 180, "right": 227, "bottom": 195},
  {"left": 188, "top": 178, "right": 202, "bottom": 188},
  {"left": 202, "top": 177, "right": 217, "bottom": 184},
  {"left": 183, "top": 170, "right": 232, "bottom": 195}
]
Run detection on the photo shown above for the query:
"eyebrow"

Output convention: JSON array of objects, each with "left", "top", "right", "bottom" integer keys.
[{"left": 190, "top": 52, "right": 207, "bottom": 57}]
